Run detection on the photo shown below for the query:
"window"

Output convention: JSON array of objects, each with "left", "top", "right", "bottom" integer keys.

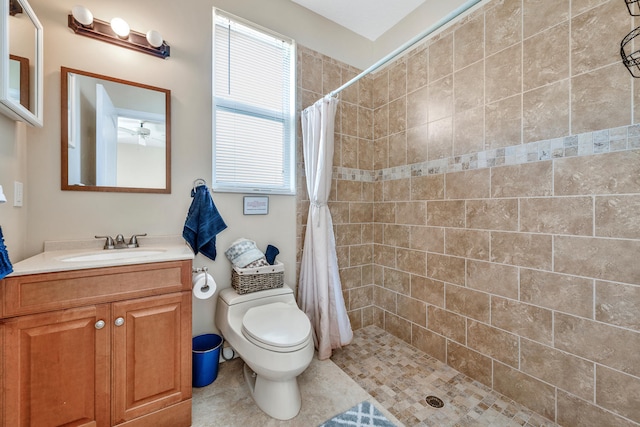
[{"left": 212, "top": 10, "right": 296, "bottom": 194}]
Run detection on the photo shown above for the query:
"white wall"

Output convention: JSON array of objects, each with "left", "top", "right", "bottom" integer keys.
[{"left": 0, "top": 118, "right": 28, "bottom": 261}]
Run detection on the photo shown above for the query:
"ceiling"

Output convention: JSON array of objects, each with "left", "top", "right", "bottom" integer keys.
[{"left": 291, "top": 0, "right": 427, "bottom": 41}]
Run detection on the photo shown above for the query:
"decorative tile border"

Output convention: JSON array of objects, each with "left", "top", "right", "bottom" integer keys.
[
  {"left": 331, "top": 124, "right": 640, "bottom": 182},
  {"left": 334, "top": 167, "right": 377, "bottom": 182}
]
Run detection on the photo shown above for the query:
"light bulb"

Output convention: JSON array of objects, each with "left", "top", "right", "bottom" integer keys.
[
  {"left": 146, "top": 30, "right": 163, "bottom": 48},
  {"left": 110, "top": 17, "right": 130, "bottom": 38},
  {"left": 71, "top": 5, "right": 93, "bottom": 26}
]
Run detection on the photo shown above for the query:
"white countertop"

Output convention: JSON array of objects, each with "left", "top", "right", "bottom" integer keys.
[{"left": 8, "top": 235, "right": 194, "bottom": 277}]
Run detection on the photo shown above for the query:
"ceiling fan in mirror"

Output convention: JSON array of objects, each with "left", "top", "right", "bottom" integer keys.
[{"left": 117, "top": 119, "right": 165, "bottom": 147}]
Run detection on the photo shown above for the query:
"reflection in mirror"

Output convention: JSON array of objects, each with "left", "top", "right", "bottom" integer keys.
[
  {"left": 9, "top": 54, "right": 29, "bottom": 109},
  {"left": 0, "top": 0, "right": 43, "bottom": 126},
  {"left": 61, "top": 67, "right": 171, "bottom": 193}
]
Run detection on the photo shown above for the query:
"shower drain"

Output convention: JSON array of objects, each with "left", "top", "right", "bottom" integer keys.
[{"left": 425, "top": 395, "right": 445, "bottom": 408}]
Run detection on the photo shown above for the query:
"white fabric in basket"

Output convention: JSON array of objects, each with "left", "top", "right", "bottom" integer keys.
[{"left": 225, "top": 238, "right": 268, "bottom": 268}]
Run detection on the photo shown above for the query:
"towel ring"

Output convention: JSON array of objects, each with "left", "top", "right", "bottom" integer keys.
[{"left": 193, "top": 178, "right": 207, "bottom": 193}]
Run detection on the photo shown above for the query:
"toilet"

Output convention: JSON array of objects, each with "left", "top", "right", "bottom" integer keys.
[{"left": 215, "top": 285, "right": 314, "bottom": 420}]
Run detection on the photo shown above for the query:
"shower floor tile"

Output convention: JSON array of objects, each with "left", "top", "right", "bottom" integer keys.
[{"left": 331, "top": 325, "right": 558, "bottom": 427}]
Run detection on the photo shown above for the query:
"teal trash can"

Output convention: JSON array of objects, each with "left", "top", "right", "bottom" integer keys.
[{"left": 192, "top": 334, "right": 223, "bottom": 387}]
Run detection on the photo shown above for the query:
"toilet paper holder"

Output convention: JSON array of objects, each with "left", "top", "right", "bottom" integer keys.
[{"left": 192, "top": 266, "right": 210, "bottom": 292}]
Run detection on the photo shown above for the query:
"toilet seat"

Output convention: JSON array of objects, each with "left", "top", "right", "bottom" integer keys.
[{"left": 242, "top": 302, "right": 311, "bottom": 352}]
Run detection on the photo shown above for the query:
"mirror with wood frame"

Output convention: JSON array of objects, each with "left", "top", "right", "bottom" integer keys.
[{"left": 61, "top": 67, "right": 171, "bottom": 193}]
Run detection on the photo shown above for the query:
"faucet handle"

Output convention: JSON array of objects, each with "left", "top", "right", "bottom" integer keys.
[
  {"left": 95, "top": 235, "right": 115, "bottom": 250},
  {"left": 128, "top": 233, "right": 147, "bottom": 248}
]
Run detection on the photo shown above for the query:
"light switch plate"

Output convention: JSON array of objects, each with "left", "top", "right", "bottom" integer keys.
[{"left": 14, "top": 181, "right": 23, "bottom": 207}]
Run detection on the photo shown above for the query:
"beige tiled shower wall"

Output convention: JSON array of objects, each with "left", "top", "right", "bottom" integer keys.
[
  {"left": 296, "top": 45, "right": 377, "bottom": 327},
  {"left": 296, "top": 0, "right": 640, "bottom": 426}
]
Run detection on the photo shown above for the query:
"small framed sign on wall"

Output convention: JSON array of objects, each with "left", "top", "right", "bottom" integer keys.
[{"left": 243, "top": 196, "right": 269, "bottom": 215}]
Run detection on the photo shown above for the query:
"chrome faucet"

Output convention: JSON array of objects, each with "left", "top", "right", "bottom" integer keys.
[
  {"left": 95, "top": 233, "right": 147, "bottom": 249},
  {"left": 95, "top": 235, "right": 115, "bottom": 249},
  {"left": 127, "top": 233, "right": 147, "bottom": 248},
  {"left": 114, "top": 234, "right": 127, "bottom": 249}
]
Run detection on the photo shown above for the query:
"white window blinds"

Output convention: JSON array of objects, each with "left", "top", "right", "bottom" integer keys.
[{"left": 213, "top": 11, "right": 296, "bottom": 194}]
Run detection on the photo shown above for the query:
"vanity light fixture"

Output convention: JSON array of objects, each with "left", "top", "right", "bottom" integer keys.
[
  {"left": 71, "top": 5, "right": 92, "bottom": 26},
  {"left": 110, "top": 17, "right": 130, "bottom": 38},
  {"left": 68, "top": 5, "right": 170, "bottom": 59},
  {"left": 145, "top": 30, "right": 163, "bottom": 48}
]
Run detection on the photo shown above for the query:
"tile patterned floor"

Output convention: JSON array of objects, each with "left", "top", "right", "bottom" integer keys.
[
  {"left": 192, "top": 350, "right": 402, "bottom": 426},
  {"left": 331, "top": 325, "right": 558, "bottom": 427}
]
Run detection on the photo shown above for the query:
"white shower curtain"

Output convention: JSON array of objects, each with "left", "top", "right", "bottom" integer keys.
[{"left": 298, "top": 96, "right": 353, "bottom": 360}]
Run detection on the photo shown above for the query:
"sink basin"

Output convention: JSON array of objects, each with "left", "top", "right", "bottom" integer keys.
[{"left": 61, "top": 249, "right": 166, "bottom": 262}]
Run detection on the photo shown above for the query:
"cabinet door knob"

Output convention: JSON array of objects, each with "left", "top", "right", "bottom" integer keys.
[
  {"left": 114, "top": 317, "right": 125, "bottom": 327},
  {"left": 95, "top": 320, "right": 106, "bottom": 330}
]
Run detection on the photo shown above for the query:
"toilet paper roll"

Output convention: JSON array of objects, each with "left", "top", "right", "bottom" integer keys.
[{"left": 192, "top": 272, "right": 217, "bottom": 300}]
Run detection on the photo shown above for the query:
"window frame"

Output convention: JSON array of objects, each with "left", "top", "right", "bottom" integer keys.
[{"left": 212, "top": 9, "right": 296, "bottom": 195}]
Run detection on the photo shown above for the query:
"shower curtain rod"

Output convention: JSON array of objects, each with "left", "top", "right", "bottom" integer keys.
[{"left": 328, "top": 0, "right": 484, "bottom": 98}]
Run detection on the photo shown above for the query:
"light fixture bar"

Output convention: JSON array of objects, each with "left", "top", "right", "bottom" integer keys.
[{"left": 68, "top": 15, "right": 170, "bottom": 59}]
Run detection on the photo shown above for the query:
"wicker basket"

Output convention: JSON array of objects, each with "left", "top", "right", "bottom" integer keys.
[{"left": 231, "top": 261, "right": 284, "bottom": 294}]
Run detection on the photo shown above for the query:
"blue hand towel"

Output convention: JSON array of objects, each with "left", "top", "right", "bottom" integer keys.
[
  {"left": 265, "top": 244, "right": 279, "bottom": 265},
  {"left": 183, "top": 185, "right": 227, "bottom": 260},
  {"left": 0, "top": 226, "right": 13, "bottom": 279}
]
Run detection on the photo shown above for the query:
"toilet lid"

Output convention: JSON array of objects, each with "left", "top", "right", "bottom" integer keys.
[{"left": 242, "top": 302, "right": 311, "bottom": 348}]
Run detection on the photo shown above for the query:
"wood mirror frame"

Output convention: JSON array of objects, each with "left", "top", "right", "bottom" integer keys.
[{"left": 61, "top": 67, "right": 171, "bottom": 194}]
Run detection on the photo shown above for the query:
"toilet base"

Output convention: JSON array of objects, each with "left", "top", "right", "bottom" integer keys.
[{"left": 243, "top": 363, "right": 302, "bottom": 420}]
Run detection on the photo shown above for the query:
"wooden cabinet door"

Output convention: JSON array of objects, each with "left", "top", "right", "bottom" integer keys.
[
  {"left": 3, "top": 305, "right": 110, "bottom": 427},
  {"left": 1, "top": 323, "right": 4, "bottom": 427},
  {"left": 111, "top": 292, "right": 191, "bottom": 425}
]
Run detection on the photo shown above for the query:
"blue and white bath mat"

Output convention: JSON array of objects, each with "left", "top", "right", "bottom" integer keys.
[{"left": 318, "top": 401, "right": 397, "bottom": 427}]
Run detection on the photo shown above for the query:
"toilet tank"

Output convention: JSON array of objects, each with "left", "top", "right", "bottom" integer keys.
[
  {"left": 216, "top": 285, "right": 299, "bottom": 322},
  {"left": 216, "top": 285, "right": 300, "bottom": 333},
  {"left": 219, "top": 285, "right": 295, "bottom": 307}
]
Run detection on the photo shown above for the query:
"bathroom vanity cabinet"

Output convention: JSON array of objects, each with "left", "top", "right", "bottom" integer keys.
[{"left": 0, "top": 259, "right": 193, "bottom": 427}]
